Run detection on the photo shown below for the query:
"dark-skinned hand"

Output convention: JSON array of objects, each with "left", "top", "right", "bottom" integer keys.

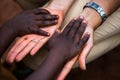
[
  {"left": 48, "top": 17, "right": 89, "bottom": 61},
  {"left": 0, "top": 8, "right": 58, "bottom": 57},
  {"left": 5, "top": 8, "right": 58, "bottom": 36},
  {"left": 26, "top": 17, "right": 89, "bottom": 80}
]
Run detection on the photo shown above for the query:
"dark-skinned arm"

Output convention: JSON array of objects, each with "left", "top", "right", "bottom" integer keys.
[
  {"left": 0, "top": 8, "right": 58, "bottom": 58},
  {"left": 26, "top": 17, "right": 89, "bottom": 80}
]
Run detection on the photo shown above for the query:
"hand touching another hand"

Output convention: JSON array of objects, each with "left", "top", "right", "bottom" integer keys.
[
  {"left": 57, "top": 16, "right": 93, "bottom": 80},
  {"left": 0, "top": 8, "right": 58, "bottom": 58},
  {"left": 6, "top": 8, "right": 58, "bottom": 36},
  {"left": 26, "top": 17, "right": 89, "bottom": 80},
  {"left": 48, "top": 17, "right": 89, "bottom": 62},
  {"left": 7, "top": 8, "right": 63, "bottom": 63}
]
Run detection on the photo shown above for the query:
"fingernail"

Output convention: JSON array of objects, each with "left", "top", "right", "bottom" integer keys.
[
  {"left": 85, "top": 33, "right": 90, "bottom": 38},
  {"left": 74, "top": 17, "right": 77, "bottom": 20},
  {"left": 83, "top": 64, "right": 86, "bottom": 70},
  {"left": 16, "top": 59, "right": 20, "bottom": 62},
  {"left": 83, "top": 20, "right": 86, "bottom": 23},
  {"left": 71, "top": 19, "right": 75, "bottom": 22},
  {"left": 8, "top": 58, "right": 13, "bottom": 63},
  {"left": 55, "top": 15, "right": 59, "bottom": 18},
  {"left": 55, "top": 20, "right": 58, "bottom": 23},
  {"left": 77, "top": 17, "right": 83, "bottom": 21},
  {"left": 86, "top": 32, "right": 90, "bottom": 35},
  {"left": 52, "top": 20, "right": 58, "bottom": 24},
  {"left": 81, "top": 62, "right": 86, "bottom": 70},
  {"left": 46, "top": 32, "right": 50, "bottom": 36},
  {"left": 52, "top": 15, "right": 59, "bottom": 19},
  {"left": 8, "top": 53, "right": 15, "bottom": 63},
  {"left": 30, "top": 52, "right": 34, "bottom": 56},
  {"left": 80, "top": 16, "right": 84, "bottom": 19}
]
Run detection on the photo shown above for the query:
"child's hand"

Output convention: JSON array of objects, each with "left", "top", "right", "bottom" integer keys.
[
  {"left": 48, "top": 17, "right": 89, "bottom": 61},
  {"left": 6, "top": 8, "right": 63, "bottom": 63},
  {"left": 6, "top": 8, "right": 58, "bottom": 36}
]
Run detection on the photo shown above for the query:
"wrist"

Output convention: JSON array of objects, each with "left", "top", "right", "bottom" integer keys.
[
  {"left": 80, "top": 8, "right": 102, "bottom": 29},
  {"left": 46, "top": 0, "right": 74, "bottom": 17},
  {"left": 47, "top": 4, "right": 65, "bottom": 16}
]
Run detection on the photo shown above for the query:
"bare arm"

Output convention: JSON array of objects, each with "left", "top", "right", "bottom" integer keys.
[
  {"left": 81, "top": 0, "right": 120, "bottom": 28},
  {"left": 26, "top": 18, "right": 89, "bottom": 80},
  {"left": 92, "top": 0, "right": 120, "bottom": 15},
  {"left": 0, "top": 25, "right": 16, "bottom": 57},
  {"left": 0, "top": 9, "right": 58, "bottom": 58},
  {"left": 46, "top": 0, "right": 75, "bottom": 16},
  {"left": 58, "top": 0, "right": 120, "bottom": 79},
  {"left": 7, "top": 0, "right": 75, "bottom": 62}
]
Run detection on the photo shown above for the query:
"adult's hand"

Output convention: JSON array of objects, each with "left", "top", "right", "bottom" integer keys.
[
  {"left": 57, "top": 0, "right": 120, "bottom": 78},
  {"left": 48, "top": 18, "right": 89, "bottom": 62},
  {"left": 7, "top": 8, "right": 63, "bottom": 63},
  {"left": 57, "top": 16, "right": 94, "bottom": 80}
]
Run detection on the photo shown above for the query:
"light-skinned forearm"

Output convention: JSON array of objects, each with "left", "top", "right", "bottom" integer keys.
[
  {"left": 46, "top": 0, "right": 75, "bottom": 16},
  {"left": 81, "top": 0, "right": 120, "bottom": 29}
]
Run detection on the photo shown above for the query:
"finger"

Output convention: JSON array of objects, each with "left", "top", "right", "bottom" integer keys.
[
  {"left": 7, "top": 38, "right": 26, "bottom": 63},
  {"left": 62, "top": 19, "right": 75, "bottom": 36},
  {"left": 7, "top": 35, "right": 37, "bottom": 63},
  {"left": 36, "top": 20, "right": 58, "bottom": 27},
  {"left": 50, "top": 29, "right": 61, "bottom": 39},
  {"left": 78, "top": 34, "right": 93, "bottom": 70},
  {"left": 68, "top": 17, "right": 83, "bottom": 39},
  {"left": 30, "top": 27, "right": 56, "bottom": 55},
  {"left": 29, "top": 8, "right": 50, "bottom": 15},
  {"left": 29, "top": 27, "right": 50, "bottom": 36},
  {"left": 36, "top": 15, "right": 59, "bottom": 20},
  {"left": 15, "top": 40, "right": 37, "bottom": 62},
  {"left": 79, "top": 34, "right": 90, "bottom": 47},
  {"left": 30, "top": 36, "right": 49, "bottom": 55},
  {"left": 7, "top": 38, "right": 24, "bottom": 60},
  {"left": 47, "top": 30, "right": 61, "bottom": 47},
  {"left": 8, "top": 40, "right": 31, "bottom": 63},
  {"left": 57, "top": 56, "right": 78, "bottom": 80},
  {"left": 38, "top": 29, "right": 50, "bottom": 36},
  {"left": 53, "top": 29, "right": 61, "bottom": 37},
  {"left": 74, "top": 20, "right": 86, "bottom": 43}
]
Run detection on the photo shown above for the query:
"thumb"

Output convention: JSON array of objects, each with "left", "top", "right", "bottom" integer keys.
[{"left": 78, "top": 39, "right": 93, "bottom": 70}]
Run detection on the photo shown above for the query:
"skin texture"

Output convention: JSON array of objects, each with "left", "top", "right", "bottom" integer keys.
[
  {"left": 26, "top": 0, "right": 50, "bottom": 7},
  {"left": 58, "top": 0, "right": 120, "bottom": 80},
  {"left": 6, "top": 0, "right": 74, "bottom": 63},
  {"left": 7, "top": 8, "right": 63, "bottom": 63},
  {"left": 15, "top": 0, "right": 50, "bottom": 10},
  {"left": 0, "top": 8, "right": 58, "bottom": 58},
  {"left": 7, "top": 8, "right": 58, "bottom": 36},
  {"left": 26, "top": 18, "right": 89, "bottom": 80},
  {"left": 7, "top": 0, "right": 120, "bottom": 79}
]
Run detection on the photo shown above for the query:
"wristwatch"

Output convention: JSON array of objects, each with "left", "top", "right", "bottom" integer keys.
[{"left": 84, "top": 2, "right": 107, "bottom": 22}]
